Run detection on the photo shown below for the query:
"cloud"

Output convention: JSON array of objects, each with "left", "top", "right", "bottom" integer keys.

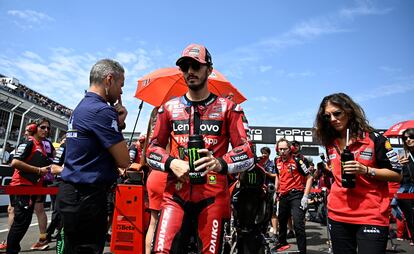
[
  {"left": 372, "top": 112, "right": 414, "bottom": 129},
  {"left": 259, "top": 65, "right": 272, "bottom": 73},
  {"left": 339, "top": 0, "right": 392, "bottom": 19},
  {"left": 116, "top": 52, "right": 138, "bottom": 64},
  {"left": 7, "top": 10, "right": 54, "bottom": 29},
  {"left": 130, "top": 54, "right": 153, "bottom": 74},
  {"left": 355, "top": 83, "right": 414, "bottom": 102},
  {"left": 219, "top": 0, "right": 390, "bottom": 80},
  {"left": 379, "top": 66, "right": 402, "bottom": 74},
  {"left": 252, "top": 96, "right": 280, "bottom": 103},
  {"left": 287, "top": 18, "right": 347, "bottom": 39},
  {"left": 257, "top": 18, "right": 346, "bottom": 54},
  {"left": 7, "top": 10, "right": 54, "bottom": 22},
  {"left": 0, "top": 49, "right": 98, "bottom": 108},
  {"left": 22, "top": 51, "right": 44, "bottom": 62},
  {"left": 270, "top": 69, "right": 316, "bottom": 78},
  {"left": 287, "top": 71, "right": 315, "bottom": 78},
  {"left": 0, "top": 45, "right": 164, "bottom": 134},
  {"left": 220, "top": 12, "right": 345, "bottom": 79}
]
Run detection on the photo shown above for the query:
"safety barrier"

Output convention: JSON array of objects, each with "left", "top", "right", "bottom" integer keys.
[{"left": 0, "top": 186, "right": 58, "bottom": 195}]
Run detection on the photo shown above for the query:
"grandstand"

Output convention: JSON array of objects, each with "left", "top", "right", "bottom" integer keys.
[{"left": 0, "top": 74, "right": 71, "bottom": 148}]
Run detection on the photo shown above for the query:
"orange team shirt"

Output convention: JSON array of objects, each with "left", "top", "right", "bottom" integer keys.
[{"left": 327, "top": 132, "right": 400, "bottom": 226}]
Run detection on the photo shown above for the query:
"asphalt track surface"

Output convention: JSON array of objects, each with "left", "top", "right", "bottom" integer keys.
[{"left": 0, "top": 210, "right": 412, "bottom": 253}]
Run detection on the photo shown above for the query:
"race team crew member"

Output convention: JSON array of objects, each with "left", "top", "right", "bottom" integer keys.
[
  {"left": 57, "top": 59, "right": 130, "bottom": 254},
  {"left": 146, "top": 44, "right": 254, "bottom": 254},
  {"left": 326, "top": 133, "right": 401, "bottom": 251},
  {"left": 7, "top": 119, "right": 52, "bottom": 254},
  {"left": 314, "top": 93, "right": 402, "bottom": 254},
  {"left": 129, "top": 134, "right": 146, "bottom": 164},
  {"left": 274, "top": 138, "right": 313, "bottom": 254}
]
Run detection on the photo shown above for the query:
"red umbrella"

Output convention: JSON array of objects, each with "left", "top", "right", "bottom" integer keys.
[
  {"left": 135, "top": 67, "right": 247, "bottom": 106},
  {"left": 383, "top": 120, "right": 414, "bottom": 137}
]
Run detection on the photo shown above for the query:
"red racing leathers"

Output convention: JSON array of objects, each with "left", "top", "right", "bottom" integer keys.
[{"left": 146, "top": 94, "right": 254, "bottom": 254}]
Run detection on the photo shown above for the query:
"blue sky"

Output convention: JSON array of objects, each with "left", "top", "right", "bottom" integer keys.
[{"left": 0, "top": 0, "right": 413, "bottom": 137}]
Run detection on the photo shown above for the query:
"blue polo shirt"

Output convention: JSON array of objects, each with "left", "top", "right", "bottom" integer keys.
[{"left": 61, "top": 92, "right": 125, "bottom": 184}]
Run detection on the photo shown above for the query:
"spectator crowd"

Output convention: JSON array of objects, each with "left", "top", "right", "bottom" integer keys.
[{"left": 1, "top": 76, "right": 72, "bottom": 117}]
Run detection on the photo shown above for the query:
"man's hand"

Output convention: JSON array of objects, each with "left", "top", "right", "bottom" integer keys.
[
  {"left": 128, "top": 163, "right": 142, "bottom": 171},
  {"left": 118, "top": 167, "right": 127, "bottom": 178},
  {"left": 39, "top": 166, "right": 50, "bottom": 176},
  {"left": 170, "top": 159, "right": 190, "bottom": 182},
  {"left": 114, "top": 96, "right": 128, "bottom": 127},
  {"left": 51, "top": 164, "right": 63, "bottom": 175},
  {"left": 194, "top": 149, "right": 222, "bottom": 176},
  {"left": 300, "top": 194, "right": 308, "bottom": 210}
]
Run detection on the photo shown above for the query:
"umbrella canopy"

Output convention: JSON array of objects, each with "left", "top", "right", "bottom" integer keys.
[
  {"left": 383, "top": 120, "right": 414, "bottom": 137},
  {"left": 135, "top": 67, "right": 247, "bottom": 106}
]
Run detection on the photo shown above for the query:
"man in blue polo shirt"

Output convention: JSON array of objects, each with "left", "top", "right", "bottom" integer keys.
[{"left": 56, "top": 59, "right": 130, "bottom": 254}]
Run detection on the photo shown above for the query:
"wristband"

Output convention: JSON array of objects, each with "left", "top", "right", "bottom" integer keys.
[
  {"left": 217, "top": 158, "right": 228, "bottom": 174},
  {"left": 369, "top": 167, "right": 376, "bottom": 177},
  {"left": 365, "top": 165, "right": 369, "bottom": 175}
]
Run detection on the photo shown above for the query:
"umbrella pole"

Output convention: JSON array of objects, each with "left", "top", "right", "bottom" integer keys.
[{"left": 128, "top": 100, "right": 144, "bottom": 146}]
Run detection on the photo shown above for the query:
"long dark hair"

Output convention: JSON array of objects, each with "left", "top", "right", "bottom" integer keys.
[
  {"left": 313, "top": 93, "right": 374, "bottom": 147},
  {"left": 402, "top": 128, "right": 414, "bottom": 152}
]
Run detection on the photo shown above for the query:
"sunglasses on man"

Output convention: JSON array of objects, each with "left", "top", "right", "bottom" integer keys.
[{"left": 179, "top": 61, "right": 206, "bottom": 73}]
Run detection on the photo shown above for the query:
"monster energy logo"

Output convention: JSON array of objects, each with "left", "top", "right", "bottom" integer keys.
[
  {"left": 247, "top": 172, "right": 257, "bottom": 184},
  {"left": 188, "top": 148, "right": 201, "bottom": 170},
  {"left": 57, "top": 228, "right": 64, "bottom": 254}
]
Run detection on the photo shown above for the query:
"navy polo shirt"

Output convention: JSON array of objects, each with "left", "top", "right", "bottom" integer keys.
[{"left": 61, "top": 92, "right": 124, "bottom": 184}]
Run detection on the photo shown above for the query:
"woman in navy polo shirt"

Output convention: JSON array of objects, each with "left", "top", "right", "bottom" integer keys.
[{"left": 313, "top": 93, "right": 402, "bottom": 254}]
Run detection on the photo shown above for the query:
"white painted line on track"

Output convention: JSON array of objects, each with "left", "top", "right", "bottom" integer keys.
[{"left": 0, "top": 220, "right": 51, "bottom": 233}]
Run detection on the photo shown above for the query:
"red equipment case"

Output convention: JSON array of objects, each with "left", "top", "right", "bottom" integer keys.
[{"left": 110, "top": 184, "right": 145, "bottom": 253}]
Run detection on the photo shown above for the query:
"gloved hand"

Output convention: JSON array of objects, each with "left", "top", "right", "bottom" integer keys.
[{"left": 300, "top": 194, "right": 308, "bottom": 210}]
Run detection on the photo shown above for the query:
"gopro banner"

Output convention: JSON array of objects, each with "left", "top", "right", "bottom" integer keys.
[
  {"left": 249, "top": 126, "right": 402, "bottom": 148},
  {"left": 250, "top": 126, "right": 315, "bottom": 145}
]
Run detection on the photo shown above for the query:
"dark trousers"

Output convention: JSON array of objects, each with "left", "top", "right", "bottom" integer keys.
[
  {"left": 6, "top": 195, "right": 36, "bottom": 254},
  {"left": 47, "top": 182, "right": 62, "bottom": 240},
  {"left": 278, "top": 191, "right": 306, "bottom": 253},
  {"left": 398, "top": 199, "right": 414, "bottom": 241},
  {"left": 46, "top": 197, "right": 62, "bottom": 240},
  {"left": 328, "top": 218, "right": 388, "bottom": 254},
  {"left": 57, "top": 182, "right": 109, "bottom": 254}
]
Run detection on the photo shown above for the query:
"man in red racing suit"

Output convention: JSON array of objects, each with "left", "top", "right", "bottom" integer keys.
[{"left": 146, "top": 43, "right": 254, "bottom": 254}]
